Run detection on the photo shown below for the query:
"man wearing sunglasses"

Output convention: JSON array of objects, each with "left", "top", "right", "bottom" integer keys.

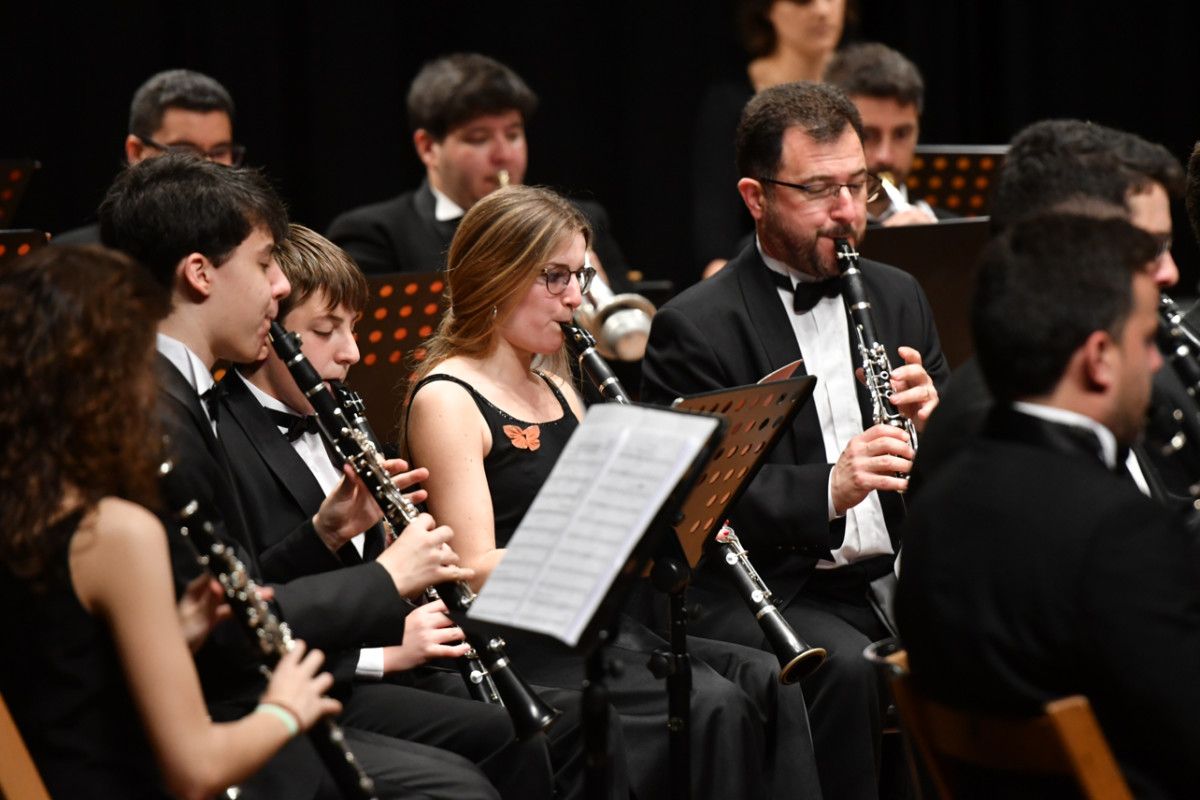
[
  {"left": 55, "top": 69, "right": 244, "bottom": 245},
  {"left": 642, "top": 80, "right": 948, "bottom": 800},
  {"left": 327, "top": 53, "right": 631, "bottom": 290}
]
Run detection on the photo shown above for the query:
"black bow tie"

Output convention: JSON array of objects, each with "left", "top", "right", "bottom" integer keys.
[
  {"left": 201, "top": 383, "right": 227, "bottom": 423},
  {"left": 768, "top": 270, "right": 842, "bottom": 313},
  {"left": 266, "top": 408, "right": 321, "bottom": 442}
]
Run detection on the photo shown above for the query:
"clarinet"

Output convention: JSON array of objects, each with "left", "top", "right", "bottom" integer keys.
[
  {"left": 329, "top": 380, "right": 504, "bottom": 706},
  {"left": 835, "top": 239, "right": 919, "bottom": 453},
  {"left": 157, "top": 459, "right": 379, "bottom": 800},
  {"left": 268, "top": 322, "right": 560, "bottom": 740},
  {"left": 1149, "top": 295, "right": 1200, "bottom": 499},
  {"left": 560, "top": 321, "right": 826, "bottom": 682}
]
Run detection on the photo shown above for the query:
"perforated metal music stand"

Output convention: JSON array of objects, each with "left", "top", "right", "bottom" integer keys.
[
  {"left": 0, "top": 160, "right": 39, "bottom": 229},
  {"left": 0, "top": 230, "right": 49, "bottom": 265},
  {"left": 351, "top": 271, "right": 449, "bottom": 444},
  {"left": 670, "top": 374, "right": 817, "bottom": 565},
  {"left": 908, "top": 144, "right": 1008, "bottom": 217}
]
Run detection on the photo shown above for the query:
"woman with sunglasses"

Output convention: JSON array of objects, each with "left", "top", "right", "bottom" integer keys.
[{"left": 404, "top": 185, "right": 820, "bottom": 800}]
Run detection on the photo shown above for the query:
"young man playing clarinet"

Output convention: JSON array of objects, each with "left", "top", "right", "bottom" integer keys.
[
  {"left": 98, "top": 153, "right": 548, "bottom": 800},
  {"left": 217, "top": 222, "right": 624, "bottom": 800},
  {"left": 641, "top": 81, "right": 947, "bottom": 800}
]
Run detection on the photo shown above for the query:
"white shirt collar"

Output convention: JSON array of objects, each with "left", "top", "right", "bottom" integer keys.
[
  {"left": 430, "top": 184, "right": 466, "bottom": 222},
  {"left": 156, "top": 333, "right": 215, "bottom": 397},
  {"left": 237, "top": 370, "right": 304, "bottom": 417},
  {"left": 1011, "top": 401, "right": 1119, "bottom": 468}
]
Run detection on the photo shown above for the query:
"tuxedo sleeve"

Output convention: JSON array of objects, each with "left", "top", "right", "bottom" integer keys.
[
  {"left": 327, "top": 208, "right": 402, "bottom": 276},
  {"left": 642, "top": 304, "right": 837, "bottom": 555},
  {"left": 272, "top": 562, "right": 415, "bottom": 650},
  {"left": 259, "top": 518, "right": 344, "bottom": 583}
]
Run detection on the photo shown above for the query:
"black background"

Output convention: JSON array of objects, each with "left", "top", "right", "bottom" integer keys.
[{"left": 5, "top": 0, "right": 1199, "bottom": 293}]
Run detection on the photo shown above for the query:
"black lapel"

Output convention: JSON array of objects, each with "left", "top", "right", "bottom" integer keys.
[
  {"left": 414, "top": 180, "right": 460, "bottom": 249},
  {"left": 733, "top": 247, "right": 823, "bottom": 442},
  {"left": 156, "top": 353, "right": 222, "bottom": 459},
  {"left": 220, "top": 372, "right": 329, "bottom": 517}
]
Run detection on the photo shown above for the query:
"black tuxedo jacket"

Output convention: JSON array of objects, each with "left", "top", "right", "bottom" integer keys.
[
  {"left": 216, "top": 372, "right": 412, "bottom": 611},
  {"left": 156, "top": 357, "right": 409, "bottom": 693},
  {"left": 897, "top": 407, "right": 1200, "bottom": 799},
  {"left": 327, "top": 180, "right": 633, "bottom": 290},
  {"left": 913, "top": 355, "right": 1200, "bottom": 514},
  {"left": 640, "top": 242, "right": 948, "bottom": 605}
]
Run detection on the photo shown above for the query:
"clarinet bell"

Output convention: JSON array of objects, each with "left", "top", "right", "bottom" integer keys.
[{"left": 485, "top": 637, "right": 562, "bottom": 740}]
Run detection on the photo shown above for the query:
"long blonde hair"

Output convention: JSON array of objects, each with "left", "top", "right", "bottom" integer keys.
[{"left": 408, "top": 184, "right": 592, "bottom": 388}]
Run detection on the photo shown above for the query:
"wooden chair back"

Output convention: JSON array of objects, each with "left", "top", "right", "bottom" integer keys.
[{"left": 0, "top": 689, "right": 50, "bottom": 799}]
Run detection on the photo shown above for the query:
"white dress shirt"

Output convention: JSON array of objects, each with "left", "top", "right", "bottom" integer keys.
[
  {"left": 156, "top": 333, "right": 218, "bottom": 436},
  {"left": 758, "top": 240, "right": 894, "bottom": 568},
  {"left": 1013, "top": 401, "right": 1150, "bottom": 497}
]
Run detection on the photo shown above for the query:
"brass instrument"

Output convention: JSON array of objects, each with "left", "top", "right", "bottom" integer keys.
[
  {"left": 835, "top": 238, "right": 919, "bottom": 455},
  {"left": 560, "top": 321, "right": 826, "bottom": 682},
  {"left": 158, "top": 459, "right": 379, "bottom": 800},
  {"left": 575, "top": 262, "right": 656, "bottom": 362},
  {"left": 330, "top": 381, "right": 504, "bottom": 705},
  {"left": 269, "top": 323, "right": 560, "bottom": 739}
]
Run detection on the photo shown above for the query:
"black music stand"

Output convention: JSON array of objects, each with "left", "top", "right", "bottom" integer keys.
[
  {"left": 352, "top": 271, "right": 448, "bottom": 444},
  {"left": 623, "top": 375, "right": 815, "bottom": 799},
  {"left": 466, "top": 403, "right": 726, "bottom": 800},
  {"left": 0, "top": 229, "right": 49, "bottom": 265},
  {"left": 0, "top": 160, "right": 39, "bottom": 229},
  {"left": 908, "top": 144, "right": 1008, "bottom": 217}
]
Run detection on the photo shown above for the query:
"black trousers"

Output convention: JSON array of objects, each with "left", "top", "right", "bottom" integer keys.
[
  {"left": 396, "top": 666, "right": 631, "bottom": 800},
  {"left": 500, "top": 612, "right": 817, "bottom": 800},
  {"left": 340, "top": 681, "right": 552, "bottom": 800},
  {"left": 688, "top": 558, "right": 892, "bottom": 800}
]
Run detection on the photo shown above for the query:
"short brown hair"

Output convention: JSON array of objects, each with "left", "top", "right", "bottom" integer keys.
[
  {"left": 823, "top": 43, "right": 925, "bottom": 113},
  {"left": 407, "top": 53, "right": 538, "bottom": 140},
  {"left": 274, "top": 224, "right": 368, "bottom": 320},
  {"left": 736, "top": 81, "right": 863, "bottom": 179}
]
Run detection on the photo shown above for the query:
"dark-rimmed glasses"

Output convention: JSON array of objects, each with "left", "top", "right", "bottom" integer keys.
[
  {"left": 540, "top": 264, "right": 596, "bottom": 295},
  {"left": 757, "top": 173, "right": 883, "bottom": 204},
  {"left": 136, "top": 134, "right": 246, "bottom": 167}
]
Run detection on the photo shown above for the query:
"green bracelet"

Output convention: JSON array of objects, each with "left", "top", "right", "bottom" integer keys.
[{"left": 255, "top": 702, "right": 299, "bottom": 737}]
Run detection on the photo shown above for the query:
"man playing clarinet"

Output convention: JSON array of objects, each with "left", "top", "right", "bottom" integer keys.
[{"left": 641, "top": 80, "right": 946, "bottom": 800}]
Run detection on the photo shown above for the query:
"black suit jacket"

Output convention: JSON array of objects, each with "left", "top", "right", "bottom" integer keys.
[
  {"left": 912, "top": 355, "right": 1200, "bottom": 514},
  {"left": 327, "top": 180, "right": 633, "bottom": 290},
  {"left": 897, "top": 407, "right": 1200, "bottom": 799},
  {"left": 156, "top": 357, "right": 409, "bottom": 689},
  {"left": 640, "top": 242, "right": 948, "bottom": 605},
  {"left": 216, "top": 372, "right": 412, "bottom": 610}
]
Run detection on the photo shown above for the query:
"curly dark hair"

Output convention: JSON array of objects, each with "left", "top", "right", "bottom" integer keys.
[{"left": 0, "top": 245, "right": 168, "bottom": 582}]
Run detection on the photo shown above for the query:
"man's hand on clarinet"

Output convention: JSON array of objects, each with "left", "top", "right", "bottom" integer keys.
[
  {"left": 830, "top": 424, "right": 914, "bottom": 514},
  {"left": 376, "top": 512, "right": 474, "bottom": 598},
  {"left": 887, "top": 346, "right": 938, "bottom": 433}
]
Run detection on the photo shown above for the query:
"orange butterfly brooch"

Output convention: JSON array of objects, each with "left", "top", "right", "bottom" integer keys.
[{"left": 503, "top": 424, "right": 541, "bottom": 451}]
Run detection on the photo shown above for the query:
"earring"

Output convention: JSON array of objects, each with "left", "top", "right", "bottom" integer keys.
[{"left": 491, "top": 305, "right": 498, "bottom": 320}]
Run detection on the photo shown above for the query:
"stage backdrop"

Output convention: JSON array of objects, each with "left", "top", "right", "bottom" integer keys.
[{"left": 4, "top": 0, "right": 1199, "bottom": 293}]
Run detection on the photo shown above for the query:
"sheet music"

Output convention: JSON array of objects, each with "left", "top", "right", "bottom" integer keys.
[{"left": 467, "top": 403, "right": 720, "bottom": 647}]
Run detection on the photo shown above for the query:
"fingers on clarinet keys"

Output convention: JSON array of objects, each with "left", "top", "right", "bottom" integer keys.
[
  {"left": 377, "top": 515, "right": 470, "bottom": 598},
  {"left": 263, "top": 640, "right": 342, "bottom": 732}
]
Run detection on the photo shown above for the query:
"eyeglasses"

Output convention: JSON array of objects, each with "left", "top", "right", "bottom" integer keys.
[
  {"left": 540, "top": 264, "right": 596, "bottom": 295},
  {"left": 136, "top": 134, "right": 246, "bottom": 167},
  {"left": 757, "top": 173, "right": 883, "bottom": 204},
  {"left": 1154, "top": 234, "right": 1173, "bottom": 259}
]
